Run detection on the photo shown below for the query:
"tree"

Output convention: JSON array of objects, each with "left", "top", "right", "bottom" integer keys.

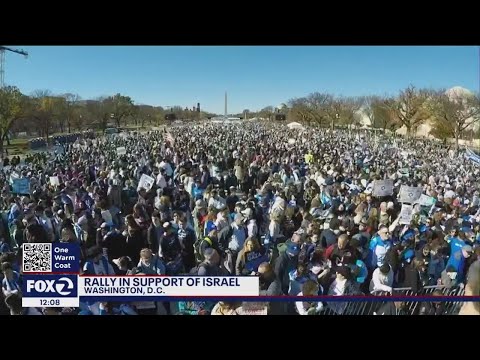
[
  {"left": 428, "top": 90, "right": 480, "bottom": 151},
  {"left": 62, "top": 93, "right": 81, "bottom": 133},
  {"left": 323, "top": 97, "right": 343, "bottom": 130},
  {"left": 107, "top": 93, "right": 134, "bottom": 128},
  {"left": 86, "top": 97, "right": 113, "bottom": 132},
  {"left": 307, "top": 92, "right": 332, "bottom": 127},
  {"left": 384, "top": 86, "right": 430, "bottom": 137},
  {"left": 29, "top": 90, "right": 66, "bottom": 144},
  {"left": 336, "top": 96, "right": 363, "bottom": 130},
  {"left": 259, "top": 106, "right": 275, "bottom": 121},
  {"left": 364, "top": 96, "right": 401, "bottom": 131},
  {"left": 288, "top": 97, "right": 314, "bottom": 124},
  {"left": 429, "top": 116, "right": 454, "bottom": 141},
  {"left": 71, "top": 105, "right": 86, "bottom": 131},
  {"left": 0, "top": 86, "right": 27, "bottom": 155}
]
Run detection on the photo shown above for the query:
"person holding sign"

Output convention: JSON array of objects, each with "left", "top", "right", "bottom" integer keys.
[{"left": 236, "top": 237, "right": 266, "bottom": 276}]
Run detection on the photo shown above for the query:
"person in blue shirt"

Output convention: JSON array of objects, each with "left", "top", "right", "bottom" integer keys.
[
  {"left": 445, "top": 228, "right": 465, "bottom": 256},
  {"left": 0, "top": 237, "right": 11, "bottom": 254},
  {"left": 1, "top": 262, "right": 21, "bottom": 298},
  {"left": 446, "top": 245, "right": 473, "bottom": 284},
  {"left": 366, "top": 226, "right": 392, "bottom": 271}
]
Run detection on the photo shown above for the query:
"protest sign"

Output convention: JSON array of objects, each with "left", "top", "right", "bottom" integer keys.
[
  {"left": 117, "top": 147, "right": 127, "bottom": 155},
  {"left": 372, "top": 179, "right": 394, "bottom": 197},
  {"left": 49, "top": 176, "right": 60, "bottom": 187},
  {"left": 12, "top": 178, "right": 30, "bottom": 194},
  {"left": 399, "top": 185, "right": 422, "bottom": 203},
  {"left": 138, "top": 174, "right": 155, "bottom": 191},
  {"left": 399, "top": 204, "right": 414, "bottom": 225}
]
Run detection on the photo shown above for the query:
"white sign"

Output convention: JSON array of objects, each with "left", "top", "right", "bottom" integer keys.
[
  {"left": 372, "top": 179, "right": 394, "bottom": 197},
  {"left": 399, "top": 185, "right": 422, "bottom": 203},
  {"left": 399, "top": 204, "right": 414, "bottom": 225},
  {"left": 138, "top": 174, "right": 155, "bottom": 191},
  {"left": 287, "top": 138, "right": 296, "bottom": 145},
  {"left": 117, "top": 147, "right": 127, "bottom": 155},
  {"left": 49, "top": 176, "right": 60, "bottom": 186}
]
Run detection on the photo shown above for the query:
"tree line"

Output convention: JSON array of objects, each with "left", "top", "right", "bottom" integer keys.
[
  {"left": 0, "top": 87, "right": 216, "bottom": 154},
  {"left": 253, "top": 86, "right": 480, "bottom": 150},
  {"left": 0, "top": 85, "right": 479, "bottom": 155}
]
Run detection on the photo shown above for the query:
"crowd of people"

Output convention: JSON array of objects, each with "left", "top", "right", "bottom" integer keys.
[{"left": 0, "top": 122, "right": 479, "bottom": 315}]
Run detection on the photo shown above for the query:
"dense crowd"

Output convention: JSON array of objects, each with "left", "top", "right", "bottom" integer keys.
[{"left": 0, "top": 122, "right": 479, "bottom": 315}]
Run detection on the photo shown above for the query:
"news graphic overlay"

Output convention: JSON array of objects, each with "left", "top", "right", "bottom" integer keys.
[
  {"left": 22, "top": 275, "right": 79, "bottom": 307},
  {"left": 22, "top": 243, "right": 80, "bottom": 307},
  {"left": 78, "top": 276, "right": 259, "bottom": 301},
  {"left": 23, "top": 243, "right": 80, "bottom": 273}
]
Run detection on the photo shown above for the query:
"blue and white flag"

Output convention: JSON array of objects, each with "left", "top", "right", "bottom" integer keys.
[{"left": 465, "top": 148, "right": 480, "bottom": 165}]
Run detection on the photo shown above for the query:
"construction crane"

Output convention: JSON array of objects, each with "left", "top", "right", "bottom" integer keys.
[{"left": 0, "top": 46, "right": 28, "bottom": 88}]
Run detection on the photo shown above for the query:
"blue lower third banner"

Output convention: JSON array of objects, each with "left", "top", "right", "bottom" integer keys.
[{"left": 22, "top": 274, "right": 79, "bottom": 307}]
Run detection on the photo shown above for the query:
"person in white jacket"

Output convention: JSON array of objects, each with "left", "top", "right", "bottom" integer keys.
[
  {"left": 369, "top": 263, "right": 394, "bottom": 294},
  {"left": 295, "top": 279, "right": 324, "bottom": 315}
]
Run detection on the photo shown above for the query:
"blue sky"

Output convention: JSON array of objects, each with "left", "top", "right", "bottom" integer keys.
[{"left": 3, "top": 46, "right": 478, "bottom": 114}]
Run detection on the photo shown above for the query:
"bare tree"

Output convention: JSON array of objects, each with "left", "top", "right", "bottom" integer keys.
[
  {"left": 86, "top": 97, "right": 113, "bottom": 132},
  {"left": 62, "top": 93, "right": 81, "bottom": 133},
  {"left": 384, "top": 85, "right": 430, "bottom": 137},
  {"left": 323, "top": 97, "right": 343, "bottom": 130},
  {"left": 336, "top": 96, "right": 364, "bottom": 130},
  {"left": 428, "top": 90, "right": 480, "bottom": 151},
  {"left": 0, "top": 86, "right": 28, "bottom": 155},
  {"left": 306, "top": 92, "right": 332, "bottom": 127},
  {"left": 364, "top": 96, "right": 401, "bottom": 131},
  {"left": 29, "top": 90, "right": 66, "bottom": 144},
  {"left": 288, "top": 97, "right": 314, "bottom": 124},
  {"left": 259, "top": 106, "right": 275, "bottom": 121}
]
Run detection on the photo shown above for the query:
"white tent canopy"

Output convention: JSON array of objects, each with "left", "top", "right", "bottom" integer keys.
[{"left": 287, "top": 122, "right": 304, "bottom": 130}]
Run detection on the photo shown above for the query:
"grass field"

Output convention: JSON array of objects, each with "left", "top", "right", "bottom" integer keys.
[{"left": 4, "top": 138, "right": 29, "bottom": 155}]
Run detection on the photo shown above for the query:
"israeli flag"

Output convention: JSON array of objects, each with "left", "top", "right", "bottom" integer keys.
[{"left": 465, "top": 148, "right": 480, "bottom": 166}]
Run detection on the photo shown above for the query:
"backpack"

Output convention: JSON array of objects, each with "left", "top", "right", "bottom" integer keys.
[{"left": 193, "top": 236, "right": 213, "bottom": 264}]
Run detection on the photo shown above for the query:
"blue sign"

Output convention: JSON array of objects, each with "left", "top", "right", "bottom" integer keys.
[
  {"left": 52, "top": 243, "right": 80, "bottom": 273},
  {"left": 12, "top": 178, "right": 30, "bottom": 194},
  {"left": 23, "top": 274, "right": 78, "bottom": 298}
]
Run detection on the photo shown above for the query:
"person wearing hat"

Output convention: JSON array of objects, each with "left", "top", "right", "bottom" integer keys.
[
  {"left": 274, "top": 241, "right": 300, "bottom": 295},
  {"left": 445, "top": 244, "right": 473, "bottom": 284},
  {"left": 369, "top": 263, "right": 394, "bottom": 294},
  {"left": 159, "top": 222, "right": 184, "bottom": 275}
]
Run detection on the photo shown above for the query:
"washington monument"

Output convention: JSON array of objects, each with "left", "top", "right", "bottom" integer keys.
[{"left": 224, "top": 91, "right": 228, "bottom": 118}]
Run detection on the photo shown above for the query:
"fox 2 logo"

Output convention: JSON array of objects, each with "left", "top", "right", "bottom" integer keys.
[{"left": 23, "top": 275, "right": 78, "bottom": 297}]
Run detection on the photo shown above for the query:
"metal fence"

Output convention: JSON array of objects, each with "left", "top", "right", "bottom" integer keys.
[{"left": 318, "top": 285, "right": 465, "bottom": 315}]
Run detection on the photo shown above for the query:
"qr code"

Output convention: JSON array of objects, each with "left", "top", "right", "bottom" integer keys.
[{"left": 23, "top": 243, "right": 52, "bottom": 273}]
